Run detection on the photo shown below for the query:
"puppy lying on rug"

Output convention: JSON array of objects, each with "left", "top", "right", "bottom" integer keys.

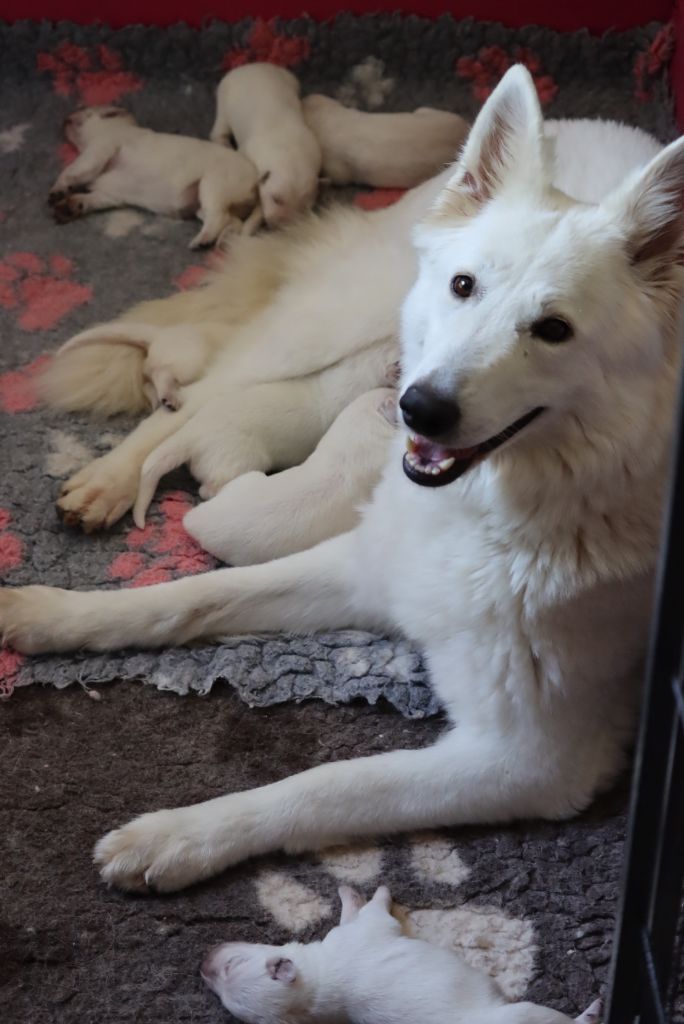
[
  {"left": 1, "top": 67, "right": 679, "bottom": 895},
  {"left": 202, "top": 884, "right": 603, "bottom": 1023}
]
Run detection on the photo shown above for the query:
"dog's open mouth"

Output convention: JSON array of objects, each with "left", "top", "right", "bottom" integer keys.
[{"left": 402, "top": 407, "right": 544, "bottom": 487}]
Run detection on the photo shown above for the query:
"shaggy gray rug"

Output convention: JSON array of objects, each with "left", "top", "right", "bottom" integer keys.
[{"left": 0, "top": 14, "right": 675, "bottom": 705}]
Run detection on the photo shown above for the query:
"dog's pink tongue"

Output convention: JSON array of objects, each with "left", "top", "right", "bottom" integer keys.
[{"left": 408, "top": 435, "right": 478, "bottom": 463}]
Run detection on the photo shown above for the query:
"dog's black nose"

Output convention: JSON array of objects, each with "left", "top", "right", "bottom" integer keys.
[{"left": 399, "top": 384, "right": 460, "bottom": 437}]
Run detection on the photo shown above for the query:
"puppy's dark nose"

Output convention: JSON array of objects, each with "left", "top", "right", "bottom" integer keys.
[{"left": 399, "top": 384, "right": 460, "bottom": 437}]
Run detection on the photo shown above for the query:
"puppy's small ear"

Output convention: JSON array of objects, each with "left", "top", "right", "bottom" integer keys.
[
  {"left": 606, "top": 136, "right": 684, "bottom": 273},
  {"left": 266, "top": 957, "right": 297, "bottom": 983},
  {"left": 338, "top": 885, "right": 364, "bottom": 923},
  {"left": 369, "top": 884, "right": 392, "bottom": 911},
  {"left": 575, "top": 998, "right": 603, "bottom": 1023}
]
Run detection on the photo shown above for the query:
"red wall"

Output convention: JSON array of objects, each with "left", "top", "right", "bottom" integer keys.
[{"left": 0, "top": 1, "right": 675, "bottom": 33}]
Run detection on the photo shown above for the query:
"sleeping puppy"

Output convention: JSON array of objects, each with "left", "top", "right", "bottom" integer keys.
[
  {"left": 201, "top": 884, "right": 604, "bottom": 1024},
  {"left": 211, "top": 63, "right": 322, "bottom": 228},
  {"left": 50, "top": 106, "right": 262, "bottom": 247},
  {"left": 302, "top": 94, "right": 470, "bottom": 188}
]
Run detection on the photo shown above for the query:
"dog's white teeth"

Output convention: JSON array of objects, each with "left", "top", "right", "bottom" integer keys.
[
  {"left": 430, "top": 466, "right": 440, "bottom": 475},
  {"left": 438, "top": 457, "right": 455, "bottom": 471}
]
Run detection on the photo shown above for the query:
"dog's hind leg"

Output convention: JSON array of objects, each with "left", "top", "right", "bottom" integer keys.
[
  {"left": 184, "top": 387, "right": 396, "bottom": 565},
  {"left": 56, "top": 407, "right": 190, "bottom": 532}
]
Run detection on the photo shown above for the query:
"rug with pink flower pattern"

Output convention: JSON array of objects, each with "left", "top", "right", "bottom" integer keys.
[{"left": 0, "top": 15, "right": 675, "bottom": 705}]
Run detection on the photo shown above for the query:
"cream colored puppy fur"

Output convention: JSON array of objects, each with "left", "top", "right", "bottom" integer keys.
[
  {"left": 51, "top": 106, "right": 261, "bottom": 247},
  {"left": 302, "top": 94, "right": 470, "bottom": 187},
  {"left": 211, "top": 63, "right": 322, "bottom": 228},
  {"left": 3, "top": 69, "right": 678, "bottom": 897},
  {"left": 202, "top": 885, "right": 603, "bottom": 1024}
]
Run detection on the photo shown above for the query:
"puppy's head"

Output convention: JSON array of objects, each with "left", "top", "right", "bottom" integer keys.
[
  {"left": 258, "top": 169, "right": 318, "bottom": 228},
  {"left": 399, "top": 64, "right": 684, "bottom": 493},
  {"left": 201, "top": 941, "right": 312, "bottom": 1023},
  {"left": 63, "top": 106, "right": 135, "bottom": 146}
]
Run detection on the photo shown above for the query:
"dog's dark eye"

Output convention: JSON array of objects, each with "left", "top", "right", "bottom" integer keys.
[
  {"left": 532, "top": 317, "right": 573, "bottom": 343},
  {"left": 450, "top": 274, "right": 474, "bottom": 299}
]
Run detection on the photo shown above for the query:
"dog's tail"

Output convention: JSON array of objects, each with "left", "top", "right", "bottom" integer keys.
[
  {"left": 40, "top": 322, "right": 157, "bottom": 416},
  {"left": 133, "top": 425, "right": 194, "bottom": 527}
]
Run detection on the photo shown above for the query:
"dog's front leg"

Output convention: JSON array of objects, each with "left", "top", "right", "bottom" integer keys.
[
  {"left": 93, "top": 725, "right": 554, "bottom": 893},
  {"left": 49, "top": 143, "right": 117, "bottom": 203},
  {"left": 0, "top": 531, "right": 367, "bottom": 655}
]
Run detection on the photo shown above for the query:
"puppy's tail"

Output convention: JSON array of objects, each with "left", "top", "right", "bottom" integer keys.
[
  {"left": 133, "top": 424, "right": 193, "bottom": 527},
  {"left": 40, "top": 322, "right": 157, "bottom": 416}
]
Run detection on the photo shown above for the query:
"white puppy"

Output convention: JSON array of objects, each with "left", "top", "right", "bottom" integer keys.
[
  {"left": 56, "top": 320, "right": 232, "bottom": 412},
  {"left": 201, "top": 885, "right": 603, "bottom": 1024},
  {"left": 50, "top": 106, "right": 262, "bottom": 247},
  {"left": 185, "top": 386, "right": 397, "bottom": 564},
  {"left": 303, "top": 94, "right": 470, "bottom": 188},
  {"left": 211, "top": 63, "right": 322, "bottom": 227}
]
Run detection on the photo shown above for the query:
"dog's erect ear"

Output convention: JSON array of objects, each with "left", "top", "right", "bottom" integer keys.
[
  {"left": 266, "top": 957, "right": 298, "bottom": 984},
  {"left": 430, "top": 65, "right": 545, "bottom": 220},
  {"left": 606, "top": 136, "right": 684, "bottom": 271}
]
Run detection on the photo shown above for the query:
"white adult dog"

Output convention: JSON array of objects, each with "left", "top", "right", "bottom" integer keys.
[{"left": 2, "top": 66, "right": 682, "bottom": 896}]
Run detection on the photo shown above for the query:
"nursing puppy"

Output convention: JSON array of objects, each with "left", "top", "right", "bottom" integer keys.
[
  {"left": 202, "top": 885, "right": 603, "bottom": 1024},
  {"left": 303, "top": 94, "right": 470, "bottom": 187},
  {"left": 50, "top": 106, "right": 261, "bottom": 246},
  {"left": 2, "top": 68, "right": 679, "bottom": 895},
  {"left": 211, "top": 63, "right": 322, "bottom": 227}
]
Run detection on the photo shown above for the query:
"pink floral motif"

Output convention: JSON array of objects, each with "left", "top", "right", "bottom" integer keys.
[
  {"left": 224, "top": 18, "right": 310, "bottom": 71},
  {"left": 108, "top": 491, "right": 214, "bottom": 587},
  {"left": 37, "top": 42, "right": 143, "bottom": 105},
  {"left": 0, "top": 252, "right": 92, "bottom": 331},
  {"left": 174, "top": 250, "right": 224, "bottom": 291},
  {"left": 0, "top": 354, "right": 52, "bottom": 414},
  {"left": 354, "top": 188, "right": 406, "bottom": 211},
  {"left": 58, "top": 141, "right": 78, "bottom": 167},
  {"left": 0, "top": 648, "right": 25, "bottom": 699},
  {"left": 0, "top": 508, "right": 24, "bottom": 572},
  {"left": 456, "top": 45, "right": 558, "bottom": 105},
  {"left": 634, "top": 23, "right": 675, "bottom": 103}
]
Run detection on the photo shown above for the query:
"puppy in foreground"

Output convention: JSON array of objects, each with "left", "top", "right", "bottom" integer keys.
[
  {"left": 50, "top": 106, "right": 262, "bottom": 246},
  {"left": 3, "top": 67, "right": 680, "bottom": 894},
  {"left": 303, "top": 94, "right": 470, "bottom": 187},
  {"left": 211, "top": 63, "right": 322, "bottom": 227},
  {"left": 202, "top": 884, "right": 603, "bottom": 1024}
]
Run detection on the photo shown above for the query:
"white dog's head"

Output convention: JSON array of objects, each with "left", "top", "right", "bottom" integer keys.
[
  {"left": 399, "top": 65, "right": 684, "bottom": 492},
  {"left": 63, "top": 106, "right": 136, "bottom": 147}
]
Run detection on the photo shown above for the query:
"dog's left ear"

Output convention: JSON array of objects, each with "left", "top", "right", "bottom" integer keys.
[
  {"left": 428, "top": 64, "right": 545, "bottom": 221},
  {"left": 606, "top": 136, "right": 684, "bottom": 270}
]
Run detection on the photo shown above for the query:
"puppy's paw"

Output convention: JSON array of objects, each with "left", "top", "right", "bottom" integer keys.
[
  {"left": 48, "top": 189, "right": 67, "bottom": 208},
  {"left": 51, "top": 194, "right": 85, "bottom": 224},
  {"left": 0, "top": 586, "right": 69, "bottom": 654},
  {"left": 57, "top": 458, "right": 138, "bottom": 532},
  {"left": 94, "top": 808, "right": 229, "bottom": 893}
]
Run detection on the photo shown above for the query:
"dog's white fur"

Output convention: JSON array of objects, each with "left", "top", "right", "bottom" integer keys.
[
  {"left": 51, "top": 106, "right": 261, "bottom": 247},
  {"left": 211, "top": 63, "right": 322, "bottom": 228},
  {"left": 202, "top": 884, "right": 603, "bottom": 1024},
  {"left": 302, "top": 94, "right": 470, "bottom": 188},
  {"left": 2, "top": 68, "right": 681, "bottom": 896}
]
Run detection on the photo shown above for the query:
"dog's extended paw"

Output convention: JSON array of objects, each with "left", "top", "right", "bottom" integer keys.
[
  {"left": 94, "top": 808, "right": 228, "bottom": 893},
  {"left": 48, "top": 189, "right": 67, "bottom": 208},
  {"left": 0, "top": 586, "right": 68, "bottom": 654},
  {"left": 57, "top": 458, "right": 138, "bottom": 532}
]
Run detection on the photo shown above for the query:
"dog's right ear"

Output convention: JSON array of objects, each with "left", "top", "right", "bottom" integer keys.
[
  {"left": 266, "top": 957, "right": 297, "bottom": 984},
  {"left": 338, "top": 885, "right": 364, "bottom": 923},
  {"left": 428, "top": 65, "right": 546, "bottom": 222}
]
